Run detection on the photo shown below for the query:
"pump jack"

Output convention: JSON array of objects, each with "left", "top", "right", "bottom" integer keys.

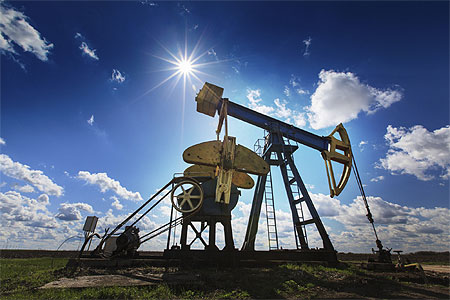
[
  {"left": 79, "top": 82, "right": 393, "bottom": 267},
  {"left": 193, "top": 82, "right": 352, "bottom": 255}
]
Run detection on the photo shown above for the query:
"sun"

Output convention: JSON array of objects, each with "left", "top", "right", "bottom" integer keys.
[
  {"left": 139, "top": 36, "right": 233, "bottom": 102},
  {"left": 177, "top": 59, "right": 194, "bottom": 75}
]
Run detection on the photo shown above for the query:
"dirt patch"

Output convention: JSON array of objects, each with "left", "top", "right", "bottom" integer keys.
[
  {"left": 423, "top": 265, "right": 450, "bottom": 274},
  {"left": 41, "top": 275, "right": 156, "bottom": 288},
  {"left": 43, "top": 266, "right": 203, "bottom": 289}
]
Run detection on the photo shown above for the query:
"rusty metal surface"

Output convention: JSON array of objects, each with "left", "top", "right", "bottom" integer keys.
[
  {"left": 234, "top": 144, "right": 269, "bottom": 176},
  {"left": 183, "top": 140, "right": 222, "bottom": 166}
]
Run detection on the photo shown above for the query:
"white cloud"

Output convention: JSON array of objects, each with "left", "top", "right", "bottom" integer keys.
[
  {"left": 79, "top": 41, "right": 98, "bottom": 60},
  {"left": 77, "top": 171, "right": 143, "bottom": 201},
  {"left": 283, "top": 86, "right": 290, "bottom": 97},
  {"left": 229, "top": 191, "right": 449, "bottom": 252},
  {"left": 0, "top": 137, "right": 5, "bottom": 145},
  {"left": 288, "top": 75, "right": 309, "bottom": 95},
  {"left": 207, "top": 48, "right": 218, "bottom": 60},
  {"left": 13, "top": 184, "right": 35, "bottom": 193},
  {"left": 305, "top": 193, "right": 450, "bottom": 252},
  {"left": 0, "top": 3, "right": 53, "bottom": 61},
  {"left": 289, "top": 74, "right": 299, "bottom": 87},
  {"left": 111, "top": 69, "right": 125, "bottom": 83},
  {"left": 302, "top": 36, "right": 312, "bottom": 56},
  {"left": 247, "top": 89, "right": 274, "bottom": 115},
  {"left": 87, "top": 114, "right": 94, "bottom": 126},
  {"left": 111, "top": 196, "right": 123, "bottom": 210},
  {"left": 296, "top": 88, "right": 309, "bottom": 95},
  {"left": 246, "top": 89, "right": 306, "bottom": 128},
  {"left": 305, "top": 183, "right": 315, "bottom": 190},
  {"left": 307, "top": 70, "right": 402, "bottom": 129},
  {"left": 56, "top": 202, "right": 93, "bottom": 221},
  {"left": 370, "top": 175, "right": 384, "bottom": 182},
  {"left": 0, "top": 154, "right": 63, "bottom": 196},
  {"left": 0, "top": 191, "right": 57, "bottom": 228},
  {"left": 273, "top": 99, "right": 292, "bottom": 119},
  {"left": 379, "top": 125, "right": 450, "bottom": 181},
  {"left": 37, "top": 193, "right": 49, "bottom": 205},
  {"left": 231, "top": 66, "right": 240, "bottom": 74},
  {"left": 359, "top": 140, "right": 368, "bottom": 151},
  {"left": 97, "top": 209, "right": 156, "bottom": 233},
  {"left": 141, "top": 1, "right": 158, "bottom": 6}
]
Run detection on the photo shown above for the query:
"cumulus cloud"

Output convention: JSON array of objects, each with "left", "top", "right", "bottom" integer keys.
[
  {"left": 111, "top": 196, "right": 123, "bottom": 210},
  {"left": 78, "top": 171, "right": 143, "bottom": 201},
  {"left": 246, "top": 89, "right": 306, "bottom": 127},
  {"left": 0, "top": 191, "right": 57, "bottom": 228},
  {"left": 247, "top": 89, "right": 274, "bottom": 115},
  {"left": 37, "top": 193, "right": 49, "bottom": 205},
  {"left": 306, "top": 193, "right": 449, "bottom": 252},
  {"left": 307, "top": 70, "right": 402, "bottom": 129},
  {"left": 0, "top": 2, "right": 54, "bottom": 61},
  {"left": 289, "top": 75, "right": 309, "bottom": 95},
  {"left": 79, "top": 41, "right": 98, "bottom": 60},
  {"left": 97, "top": 209, "right": 156, "bottom": 233},
  {"left": 0, "top": 154, "right": 63, "bottom": 196},
  {"left": 55, "top": 202, "right": 94, "bottom": 221},
  {"left": 359, "top": 140, "right": 368, "bottom": 151},
  {"left": 370, "top": 175, "right": 384, "bottom": 182},
  {"left": 111, "top": 69, "right": 125, "bottom": 83},
  {"left": 283, "top": 86, "right": 290, "bottom": 97},
  {"left": 230, "top": 191, "right": 449, "bottom": 252},
  {"left": 0, "top": 137, "right": 5, "bottom": 145},
  {"left": 379, "top": 125, "right": 450, "bottom": 181},
  {"left": 13, "top": 184, "right": 35, "bottom": 193}
]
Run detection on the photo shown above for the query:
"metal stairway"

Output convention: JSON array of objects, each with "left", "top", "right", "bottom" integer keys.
[
  {"left": 282, "top": 138, "right": 308, "bottom": 249},
  {"left": 276, "top": 134, "right": 308, "bottom": 250},
  {"left": 254, "top": 134, "right": 279, "bottom": 250},
  {"left": 264, "top": 169, "right": 279, "bottom": 250}
]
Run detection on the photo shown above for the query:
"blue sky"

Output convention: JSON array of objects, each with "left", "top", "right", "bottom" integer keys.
[{"left": 1, "top": 1, "right": 449, "bottom": 252}]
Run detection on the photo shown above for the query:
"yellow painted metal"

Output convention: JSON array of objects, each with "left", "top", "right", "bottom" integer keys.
[
  {"left": 183, "top": 140, "right": 222, "bottom": 167},
  {"left": 184, "top": 164, "right": 216, "bottom": 178},
  {"left": 216, "top": 136, "right": 236, "bottom": 204},
  {"left": 183, "top": 140, "right": 269, "bottom": 177},
  {"left": 232, "top": 172, "right": 254, "bottom": 189},
  {"left": 234, "top": 144, "right": 270, "bottom": 176},
  {"left": 195, "top": 82, "right": 224, "bottom": 117},
  {"left": 321, "top": 123, "right": 352, "bottom": 197},
  {"left": 183, "top": 165, "right": 254, "bottom": 189}
]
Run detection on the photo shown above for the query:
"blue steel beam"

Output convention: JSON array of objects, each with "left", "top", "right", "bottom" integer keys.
[{"left": 220, "top": 100, "right": 329, "bottom": 152}]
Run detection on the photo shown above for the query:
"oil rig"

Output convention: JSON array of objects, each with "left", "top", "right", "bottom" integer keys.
[{"left": 77, "top": 82, "right": 387, "bottom": 267}]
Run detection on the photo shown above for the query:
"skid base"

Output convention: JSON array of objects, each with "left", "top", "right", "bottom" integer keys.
[{"left": 71, "top": 249, "right": 338, "bottom": 268}]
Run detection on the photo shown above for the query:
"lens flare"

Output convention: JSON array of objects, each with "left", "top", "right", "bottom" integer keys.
[{"left": 177, "top": 59, "right": 193, "bottom": 75}]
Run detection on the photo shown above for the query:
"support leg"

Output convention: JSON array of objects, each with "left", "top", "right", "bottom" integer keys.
[
  {"left": 223, "top": 217, "right": 235, "bottom": 251},
  {"left": 180, "top": 220, "right": 189, "bottom": 250}
]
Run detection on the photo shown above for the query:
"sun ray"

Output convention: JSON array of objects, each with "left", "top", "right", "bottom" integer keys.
[{"left": 135, "top": 33, "right": 235, "bottom": 106}]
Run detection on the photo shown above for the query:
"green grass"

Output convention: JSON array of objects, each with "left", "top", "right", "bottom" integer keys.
[
  {"left": 0, "top": 258, "right": 68, "bottom": 295},
  {"left": 2, "top": 258, "right": 441, "bottom": 299}
]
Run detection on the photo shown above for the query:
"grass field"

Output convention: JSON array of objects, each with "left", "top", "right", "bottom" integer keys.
[{"left": 0, "top": 257, "right": 448, "bottom": 299}]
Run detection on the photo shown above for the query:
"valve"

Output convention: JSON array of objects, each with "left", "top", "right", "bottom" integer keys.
[{"left": 321, "top": 123, "right": 352, "bottom": 197}]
